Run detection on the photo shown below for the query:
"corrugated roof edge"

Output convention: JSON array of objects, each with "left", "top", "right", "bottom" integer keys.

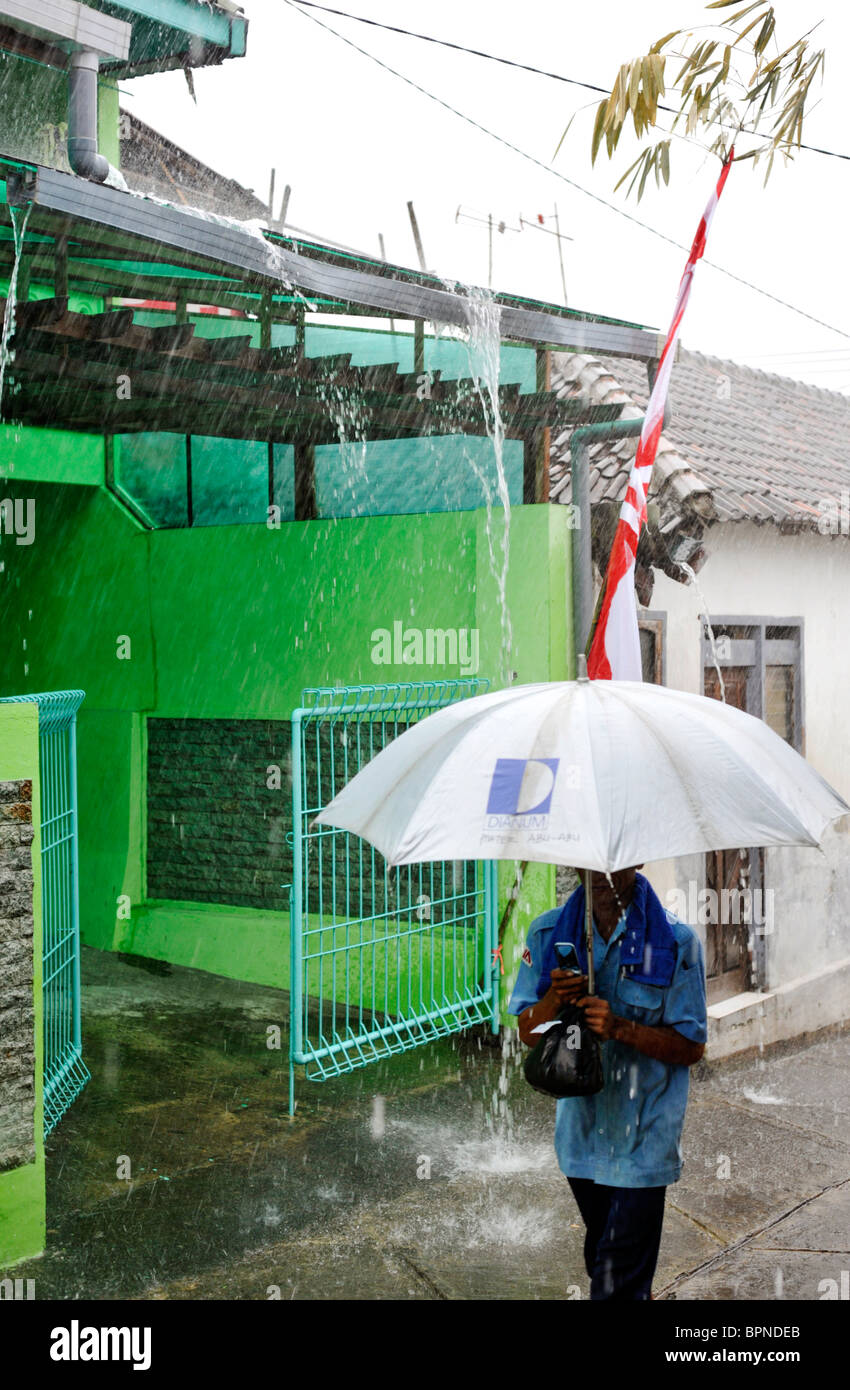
[{"left": 3, "top": 161, "right": 664, "bottom": 359}]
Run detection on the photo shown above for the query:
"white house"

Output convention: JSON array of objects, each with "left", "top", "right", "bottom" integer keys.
[{"left": 551, "top": 347, "right": 850, "bottom": 1057}]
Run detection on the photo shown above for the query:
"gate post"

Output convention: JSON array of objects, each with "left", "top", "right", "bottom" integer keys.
[
  {"left": 289, "top": 709, "right": 304, "bottom": 1116},
  {"left": 487, "top": 859, "right": 500, "bottom": 1034},
  {"left": 69, "top": 701, "right": 82, "bottom": 1059}
]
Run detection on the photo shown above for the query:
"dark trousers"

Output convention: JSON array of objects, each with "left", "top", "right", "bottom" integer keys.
[{"left": 567, "top": 1177, "right": 667, "bottom": 1301}]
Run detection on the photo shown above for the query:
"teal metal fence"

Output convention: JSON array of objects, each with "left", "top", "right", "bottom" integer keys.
[
  {"left": 289, "top": 680, "right": 499, "bottom": 1114},
  {"left": 0, "top": 690, "right": 89, "bottom": 1136}
]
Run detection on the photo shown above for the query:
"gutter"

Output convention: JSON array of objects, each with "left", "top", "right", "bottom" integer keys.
[
  {"left": 0, "top": 3, "right": 132, "bottom": 181},
  {"left": 67, "top": 50, "right": 108, "bottom": 182},
  {"left": 6, "top": 165, "right": 665, "bottom": 361}
]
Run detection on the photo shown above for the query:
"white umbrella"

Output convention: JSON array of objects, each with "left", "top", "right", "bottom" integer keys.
[
  {"left": 316, "top": 672, "right": 848, "bottom": 992},
  {"left": 316, "top": 675, "right": 848, "bottom": 872}
]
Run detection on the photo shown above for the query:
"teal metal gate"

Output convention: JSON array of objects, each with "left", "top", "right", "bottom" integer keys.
[
  {"left": 289, "top": 681, "right": 499, "bottom": 1113},
  {"left": 0, "top": 690, "right": 89, "bottom": 1135}
]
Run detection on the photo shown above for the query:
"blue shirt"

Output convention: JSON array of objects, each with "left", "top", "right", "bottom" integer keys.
[{"left": 508, "top": 889, "right": 707, "bottom": 1188}]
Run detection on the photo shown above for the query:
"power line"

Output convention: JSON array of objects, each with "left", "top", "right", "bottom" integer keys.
[
  {"left": 747, "top": 348, "right": 850, "bottom": 360},
  {"left": 286, "top": 0, "right": 850, "bottom": 164},
  {"left": 756, "top": 364, "right": 850, "bottom": 375},
  {"left": 283, "top": 0, "right": 850, "bottom": 342},
  {"left": 287, "top": 1, "right": 613, "bottom": 97}
]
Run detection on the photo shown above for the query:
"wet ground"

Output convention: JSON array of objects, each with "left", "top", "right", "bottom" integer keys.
[{"left": 5, "top": 946, "right": 850, "bottom": 1300}]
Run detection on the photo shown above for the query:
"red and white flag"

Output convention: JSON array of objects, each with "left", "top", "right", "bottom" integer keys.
[{"left": 587, "top": 153, "right": 734, "bottom": 680}]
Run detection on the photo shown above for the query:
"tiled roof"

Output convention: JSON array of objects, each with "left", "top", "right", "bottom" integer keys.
[
  {"left": 119, "top": 111, "right": 268, "bottom": 223},
  {"left": 550, "top": 348, "right": 850, "bottom": 535}
]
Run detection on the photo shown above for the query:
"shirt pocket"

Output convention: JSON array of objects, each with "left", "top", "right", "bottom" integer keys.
[{"left": 615, "top": 975, "right": 665, "bottom": 1023}]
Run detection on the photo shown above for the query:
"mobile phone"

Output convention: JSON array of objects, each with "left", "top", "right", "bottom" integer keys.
[{"left": 554, "top": 941, "right": 581, "bottom": 974}]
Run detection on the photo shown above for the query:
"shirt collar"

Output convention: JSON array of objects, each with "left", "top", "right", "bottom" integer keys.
[{"left": 592, "top": 908, "right": 630, "bottom": 963}]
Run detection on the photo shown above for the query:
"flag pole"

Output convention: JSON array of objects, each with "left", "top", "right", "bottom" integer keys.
[
  {"left": 587, "top": 150, "right": 734, "bottom": 682},
  {"left": 575, "top": 655, "right": 595, "bottom": 993},
  {"left": 585, "top": 875, "right": 594, "bottom": 995}
]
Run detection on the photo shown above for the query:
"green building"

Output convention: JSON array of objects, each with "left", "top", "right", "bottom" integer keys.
[{"left": 0, "top": 0, "right": 661, "bottom": 1268}]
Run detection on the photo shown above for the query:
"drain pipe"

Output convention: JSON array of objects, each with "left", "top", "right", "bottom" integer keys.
[
  {"left": 570, "top": 405, "right": 671, "bottom": 660},
  {"left": 68, "top": 51, "right": 109, "bottom": 183}
]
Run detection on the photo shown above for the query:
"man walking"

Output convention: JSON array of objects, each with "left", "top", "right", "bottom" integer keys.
[{"left": 509, "top": 865, "right": 707, "bottom": 1301}]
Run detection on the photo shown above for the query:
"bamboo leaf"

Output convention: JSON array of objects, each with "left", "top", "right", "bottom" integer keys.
[
  {"left": 691, "top": 40, "right": 718, "bottom": 69},
  {"left": 763, "top": 146, "right": 776, "bottom": 185},
  {"left": 641, "top": 55, "right": 655, "bottom": 108},
  {"left": 553, "top": 109, "right": 578, "bottom": 160},
  {"left": 633, "top": 91, "right": 649, "bottom": 138},
  {"left": 588, "top": 4, "right": 824, "bottom": 195},
  {"left": 747, "top": 71, "right": 774, "bottom": 99},
  {"left": 616, "top": 63, "right": 629, "bottom": 124},
  {"left": 645, "top": 67, "right": 659, "bottom": 122},
  {"left": 613, "top": 149, "right": 647, "bottom": 193},
  {"left": 737, "top": 12, "right": 770, "bottom": 45},
  {"left": 754, "top": 12, "right": 775, "bottom": 58},
  {"left": 684, "top": 61, "right": 721, "bottom": 96},
  {"left": 590, "top": 100, "right": 607, "bottom": 164},
  {"left": 629, "top": 59, "right": 642, "bottom": 111},
  {"left": 653, "top": 52, "right": 666, "bottom": 96},
  {"left": 706, "top": 0, "right": 762, "bottom": 13},
  {"left": 675, "top": 55, "right": 694, "bottom": 87},
  {"left": 649, "top": 30, "right": 679, "bottom": 55}
]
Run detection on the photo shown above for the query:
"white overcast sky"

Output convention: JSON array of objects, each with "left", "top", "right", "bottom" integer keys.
[{"left": 120, "top": 0, "right": 850, "bottom": 390}]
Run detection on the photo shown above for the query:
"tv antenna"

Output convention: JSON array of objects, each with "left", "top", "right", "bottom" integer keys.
[
  {"left": 454, "top": 205, "right": 521, "bottom": 289},
  {"left": 518, "top": 205, "right": 573, "bottom": 306}
]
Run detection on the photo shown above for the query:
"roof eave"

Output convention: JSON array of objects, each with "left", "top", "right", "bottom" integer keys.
[{"left": 7, "top": 163, "right": 664, "bottom": 358}]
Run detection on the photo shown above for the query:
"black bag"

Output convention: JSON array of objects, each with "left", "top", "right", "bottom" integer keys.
[{"left": 523, "top": 1003, "right": 604, "bottom": 1098}]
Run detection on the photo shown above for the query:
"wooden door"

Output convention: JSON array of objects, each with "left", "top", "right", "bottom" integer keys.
[{"left": 703, "top": 667, "right": 751, "bottom": 1002}]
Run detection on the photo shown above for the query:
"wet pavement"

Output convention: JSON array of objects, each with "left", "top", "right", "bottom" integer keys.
[{"left": 5, "top": 946, "right": 849, "bottom": 1300}]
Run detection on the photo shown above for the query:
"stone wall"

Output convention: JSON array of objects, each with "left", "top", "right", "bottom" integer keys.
[
  {"left": 145, "top": 717, "right": 478, "bottom": 923},
  {"left": 146, "top": 719, "right": 293, "bottom": 911},
  {"left": 0, "top": 779, "right": 35, "bottom": 1172}
]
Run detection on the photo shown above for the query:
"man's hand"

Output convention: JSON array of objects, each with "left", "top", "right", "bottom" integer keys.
[
  {"left": 517, "top": 971, "right": 587, "bottom": 1046},
  {"left": 550, "top": 968, "right": 587, "bottom": 1005},
  {"left": 581, "top": 1000, "right": 707, "bottom": 1065},
  {"left": 578, "top": 995, "right": 616, "bottom": 1041}
]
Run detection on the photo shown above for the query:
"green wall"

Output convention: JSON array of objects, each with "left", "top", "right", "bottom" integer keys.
[
  {"left": 0, "top": 51, "right": 119, "bottom": 172},
  {"left": 0, "top": 431, "right": 572, "bottom": 1020},
  {"left": 0, "top": 702, "right": 44, "bottom": 1269}
]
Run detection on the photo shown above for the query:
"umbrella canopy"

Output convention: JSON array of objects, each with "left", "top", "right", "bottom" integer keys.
[{"left": 315, "top": 677, "right": 849, "bottom": 873}]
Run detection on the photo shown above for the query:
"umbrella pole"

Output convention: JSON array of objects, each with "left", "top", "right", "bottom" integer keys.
[{"left": 585, "top": 876, "right": 595, "bottom": 995}]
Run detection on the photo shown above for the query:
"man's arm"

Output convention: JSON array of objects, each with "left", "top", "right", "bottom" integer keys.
[{"left": 580, "top": 997, "right": 705, "bottom": 1066}]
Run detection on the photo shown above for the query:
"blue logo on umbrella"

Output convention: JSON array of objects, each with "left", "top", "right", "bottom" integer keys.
[{"left": 487, "top": 758, "right": 560, "bottom": 816}]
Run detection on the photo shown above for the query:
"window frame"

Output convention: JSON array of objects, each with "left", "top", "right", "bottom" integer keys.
[
  {"left": 638, "top": 610, "right": 667, "bottom": 686},
  {"left": 700, "top": 615, "right": 804, "bottom": 753},
  {"left": 700, "top": 615, "right": 805, "bottom": 994}
]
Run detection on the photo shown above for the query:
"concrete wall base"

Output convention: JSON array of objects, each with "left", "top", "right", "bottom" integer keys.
[{"left": 707, "top": 954, "right": 850, "bottom": 1059}]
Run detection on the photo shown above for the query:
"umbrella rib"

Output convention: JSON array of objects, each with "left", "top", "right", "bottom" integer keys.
[
  {"left": 663, "top": 688, "right": 848, "bottom": 833},
  {"left": 612, "top": 692, "right": 724, "bottom": 850},
  {"left": 622, "top": 691, "right": 826, "bottom": 850}
]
